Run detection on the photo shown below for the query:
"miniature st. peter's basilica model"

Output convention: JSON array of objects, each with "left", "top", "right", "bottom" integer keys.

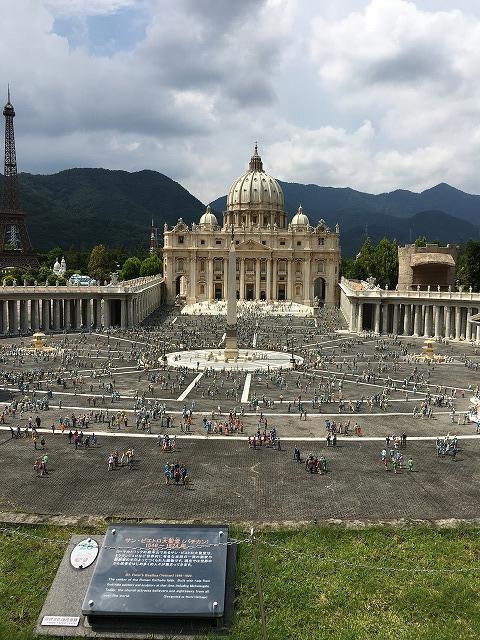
[{"left": 163, "top": 146, "right": 341, "bottom": 307}]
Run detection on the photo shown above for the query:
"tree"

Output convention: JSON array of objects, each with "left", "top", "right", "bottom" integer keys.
[
  {"left": 140, "top": 255, "right": 162, "bottom": 277},
  {"left": 88, "top": 244, "right": 110, "bottom": 283},
  {"left": 457, "top": 241, "right": 480, "bottom": 291},
  {"left": 375, "top": 238, "right": 398, "bottom": 288},
  {"left": 414, "top": 236, "right": 427, "bottom": 247},
  {"left": 121, "top": 256, "right": 142, "bottom": 281}
]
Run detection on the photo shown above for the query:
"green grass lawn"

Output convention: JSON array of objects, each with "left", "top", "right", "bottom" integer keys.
[{"left": 1, "top": 525, "right": 480, "bottom": 640}]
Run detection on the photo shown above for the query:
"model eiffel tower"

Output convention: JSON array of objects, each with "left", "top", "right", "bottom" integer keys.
[{"left": 0, "top": 88, "right": 38, "bottom": 268}]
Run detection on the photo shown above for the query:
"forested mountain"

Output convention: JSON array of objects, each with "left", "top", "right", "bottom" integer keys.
[
  {"left": 1, "top": 168, "right": 477, "bottom": 255},
  {"left": 8, "top": 168, "right": 205, "bottom": 250}
]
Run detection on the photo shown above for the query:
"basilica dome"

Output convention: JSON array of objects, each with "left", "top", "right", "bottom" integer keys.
[
  {"left": 291, "top": 205, "right": 309, "bottom": 227},
  {"left": 227, "top": 145, "right": 284, "bottom": 212},
  {"left": 199, "top": 205, "right": 218, "bottom": 226}
]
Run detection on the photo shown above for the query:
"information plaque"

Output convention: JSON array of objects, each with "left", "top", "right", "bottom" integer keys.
[{"left": 82, "top": 524, "right": 228, "bottom": 619}]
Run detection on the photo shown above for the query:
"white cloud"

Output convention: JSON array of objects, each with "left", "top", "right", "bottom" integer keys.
[
  {"left": 2, "top": 0, "right": 480, "bottom": 205},
  {"left": 44, "top": 0, "right": 139, "bottom": 17}
]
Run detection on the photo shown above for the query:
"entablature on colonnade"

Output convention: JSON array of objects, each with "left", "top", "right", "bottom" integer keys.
[
  {"left": 339, "top": 277, "right": 480, "bottom": 305},
  {"left": 0, "top": 275, "right": 164, "bottom": 334},
  {"left": 0, "top": 274, "right": 164, "bottom": 300},
  {"left": 340, "top": 277, "right": 480, "bottom": 341}
]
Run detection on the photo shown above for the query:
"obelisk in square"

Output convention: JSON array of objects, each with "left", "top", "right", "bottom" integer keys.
[{"left": 224, "top": 226, "right": 239, "bottom": 361}]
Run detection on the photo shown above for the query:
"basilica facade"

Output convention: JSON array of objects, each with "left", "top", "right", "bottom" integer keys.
[{"left": 163, "top": 146, "right": 341, "bottom": 306}]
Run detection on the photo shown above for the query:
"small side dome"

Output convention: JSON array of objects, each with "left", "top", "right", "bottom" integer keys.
[
  {"left": 291, "top": 205, "right": 309, "bottom": 226},
  {"left": 199, "top": 205, "right": 218, "bottom": 226}
]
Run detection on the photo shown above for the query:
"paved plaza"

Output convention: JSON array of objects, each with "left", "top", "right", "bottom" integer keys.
[{"left": 0, "top": 308, "right": 480, "bottom": 523}]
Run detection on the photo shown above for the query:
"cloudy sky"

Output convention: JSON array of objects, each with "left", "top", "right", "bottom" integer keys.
[{"left": 2, "top": 0, "right": 480, "bottom": 202}]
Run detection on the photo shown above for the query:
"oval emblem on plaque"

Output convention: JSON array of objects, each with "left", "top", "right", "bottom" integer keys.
[{"left": 70, "top": 538, "right": 98, "bottom": 570}]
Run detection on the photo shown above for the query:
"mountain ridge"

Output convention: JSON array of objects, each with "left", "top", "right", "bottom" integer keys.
[{"left": 0, "top": 169, "right": 476, "bottom": 256}]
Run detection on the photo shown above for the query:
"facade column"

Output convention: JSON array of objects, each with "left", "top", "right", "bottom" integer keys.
[
  {"left": 266, "top": 259, "right": 272, "bottom": 301},
  {"left": 455, "top": 306, "right": 462, "bottom": 340},
  {"left": 303, "top": 258, "right": 311, "bottom": 306},
  {"left": 476, "top": 324, "right": 480, "bottom": 343},
  {"left": 466, "top": 308, "right": 473, "bottom": 341},
  {"left": 42, "top": 299, "right": 50, "bottom": 331},
  {"left": 53, "top": 299, "right": 61, "bottom": 331},
  {"left": 31, "top": 299, "right": 39, "bottom": 331},
  {"left": 272, "top": 258, "right": 277, "bottom": 301},
  {"left": 413, "top": 305, "right": 422, "bottom": 337},
  {"left": 403, "top": 304, "right": 411, "bottom": 335},
  {"left": 239, "top": 258, "right": 245, "bottom": 300},
  {"left": 434, "top": 305, "right": 442, "bottom": 338},
  {"left": 374, "top": 303, "right": 381, "bottom": 334},
  {"left": 356, "top": 302, "right": 363, "bottom": 333},
  {"left": 20, "top": 300, "right": 28, "bottom": 333},
  {"left": 444, "top": 306, "right": 451, "bottom": 339},
  {"left": 223, "top": 258, "right": 228, "bottom": 301},
  {"left": 287, "top": 260, "right": 293, "bottom": 301},
  {"left": 392, "top": 304, "right": 399, "bottom": 335},
  {"left": 207, "top": 259, "right": 214, "bottom": 301},
  {"left": 255, "top": 258, "right": 261, "bottom": 300},
  {"left": 189, "top": 256, "right": 197, "bottom": 304},
  {"left": 64, "top": 300, "right": 71, "bottom": 331}
]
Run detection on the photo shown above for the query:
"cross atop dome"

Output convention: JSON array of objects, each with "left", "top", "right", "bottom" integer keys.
[{"left": 249, "top": 142, "right": 263, "bottom": 172}]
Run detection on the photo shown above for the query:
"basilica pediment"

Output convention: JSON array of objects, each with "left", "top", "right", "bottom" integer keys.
[{"left": 236, "top": 239, "right": 270, "bottom": 251}]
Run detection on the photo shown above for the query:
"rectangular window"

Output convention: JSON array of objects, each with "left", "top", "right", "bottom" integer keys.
[
  {"left": 178, "top": 236, "right": 184, "bottom": 244},
  {"left": 318, "top": 238, "right": 324, "bottom": 245},
  {"left": 200, "top": 240, "right": 205, "bottom": 245},
  {"left": 280, "top": 239, "right": 285, "bottom": 246},
  {"left": 297, "top": 241, "right": 301, "bottom": 246},
  {"left": 216, "top": 240, "right": 222, "bottom": 245}
]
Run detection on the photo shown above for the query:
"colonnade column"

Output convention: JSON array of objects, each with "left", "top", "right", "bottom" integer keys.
[
  {"left": 424, "top": 305, "right": 433, "bottom": 337},
  {"left": 434, "top": 305, "right": 442, "bottom": 338},
  {"left": 466, "top": 308, "right": 473, "bottom": 341},
  {"left": 75, "top": 299, "right": 82, "bottom": 329},
  {"left": 127, "top": 298, "right": 133, "bottom": 328},
  {"left": 356, "top": 302, "right": 363, "bottom": 333},
  {"left": 86, "top": 299, "right": 92, "bottom": 330},
  {"left": 120, "top": 299, "right": 127, "bottom": 328},
  {"left": 255, "top": 258, "right": 261, "bottom": 300},
  {"left": 20, "top": 300, "right": 28, "bottom": 333},
  {"left": 403, "top": 304, "right": 411, "bottom": 335},
  {"left": 455, "top": 307, "right": 462, "bottom": 340},
  {"left": 31, "top": 300, "right": 39, "bottom": 331},
  {"left": 11, "top": 300, "right": 19, "bottom": 334},
  {"left": 239, "top": 258, "right": 245, "bottom": 300},
  {"left": 2, "top": 300, "right": 8, "bottom": 333},
  {"left": 103, "top": 299, "right": 111, "bottom": 328},
  {"left": 287, "top": 261, "right": 293, "bottom": 301},
  {"left": 392, "top": 304, "right": 399, "bottom": 335},
  {"left": 42, "top": 299, "right": 50, "bottom": 331},
  {"left": 381, "top": 303, "right": 388, "bottom": 334},
  {"left": 374, "top": 303, "right": 381, "bottom": 334},
  {"left": 64, "top": 300, "right": 71, "bottom": 331},
  {"left": 53, "top": 299, "right": 61, "bottom": 331},
  {"left": 266, "top": 259, "right": 272, "bottom": 301},
  {"left": 413, "top": 305, "right": 422, "bottom": 337},
  {"left": 477, "top": 324, "right": 480, "bottom": 343},
  {"left": 444, "top": 306, "right": 451, "bottom": 339}
]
